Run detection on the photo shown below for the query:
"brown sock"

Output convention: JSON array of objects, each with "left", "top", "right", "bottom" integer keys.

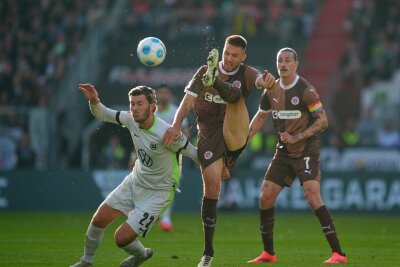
[
  {"left": 315, "top": 205, "right": 344, "bottom": 255},
  {"left": 260, "top": 208, "right": 275, "bottom": 255},
  {"left": 201, "top": 197, "right": 218, "bottom": 257},
  {"left": 213, "top": 78, "right": 241, "bottom": 103}
]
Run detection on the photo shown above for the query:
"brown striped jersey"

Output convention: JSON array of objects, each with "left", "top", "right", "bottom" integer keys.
[
  {"left": 259, "top": 75, "right": 325, "bottom": 158},
  {"left": 185, "top": 62, "right": 261, "bottom": 130}
]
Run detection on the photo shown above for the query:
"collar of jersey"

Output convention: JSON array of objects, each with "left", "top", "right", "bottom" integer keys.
[
  {"left": 279, "top": 75, "right": 299, "bottom": 90},
  {"left": 141, "top": 115, "right": 157, "bottom": 132},
  {"left": 219, "top": 61, "right": 240, "bottom": 76}
]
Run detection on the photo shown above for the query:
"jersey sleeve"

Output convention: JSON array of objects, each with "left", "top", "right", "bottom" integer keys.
[
  {"left": 184, "top": 66, "right": 206, "bottom": 97},
  {"left": 245, "top": 65, "right": 262, "bottom": 94},
  {"left": 169, "top": 132, "right": 198, "bottom": 164},
  {"left": 90, "top": 102, "right": 131, "bottom": 126},
  {"left": 168, "top": 132, "right": 189, "bottom": 153},
  {"left": 259, "top": 89, "right": 271, "bottom": 112},
  {"left": 303, "top": 86, "right": 325, "bottom": 118}
]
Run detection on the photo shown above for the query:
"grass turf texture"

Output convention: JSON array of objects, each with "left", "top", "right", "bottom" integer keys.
[{"left": 0, "top": 212, "right": 399, "bottom": 266}]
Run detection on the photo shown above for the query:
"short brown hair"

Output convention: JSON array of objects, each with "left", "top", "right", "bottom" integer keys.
[
  {"left": 128, "top": 85, "right": 157, "bottom": 104},
  {"left": 225, "top": 35, "right": 247, "bottom": 51}
]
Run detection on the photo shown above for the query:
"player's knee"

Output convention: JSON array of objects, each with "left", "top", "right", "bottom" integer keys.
[
  {"left": 91, "top": 214, "right": 108, "bottom": 228},
  {"left": 114, "top": 230, "right": 132, "bottom": 248},
  {"left": 259, "top": 191, "right": 274, "bottom": 208},
  {"left": 304, "top": 191, "right": 322, "bottom": 208},
  {"left": 204, "top": 184, "right": 220, "bottom": 199}
]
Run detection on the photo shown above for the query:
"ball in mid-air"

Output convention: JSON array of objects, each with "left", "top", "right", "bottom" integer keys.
[{"left": 137, "top": 37, "right": 166, "bottom": 67}]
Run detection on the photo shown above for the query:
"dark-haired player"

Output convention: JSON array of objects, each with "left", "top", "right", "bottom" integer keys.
[
  {"left": 248, "top": 47, "right": 347, "bottom": 265},
  {"left": 163, "top": 35, "right": 275, "bottom": 267},
  {"left": 71, "top": 83, "right": 198, "bottom": 267}
]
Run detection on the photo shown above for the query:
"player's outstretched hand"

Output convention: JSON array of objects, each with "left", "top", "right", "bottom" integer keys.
[
  {"left": 79, "top": 83, "right": 100, "bottom": 104},
  {"left": 262, "top": 70, "right": 275, "bottom": 90},
  {"left": 163, "top": 127, "right": 180, "bottom": 147}
]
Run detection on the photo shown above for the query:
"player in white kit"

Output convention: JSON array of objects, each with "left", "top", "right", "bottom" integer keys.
[
  {"left": 70, "top": 83, "right": 198, "bottom": 267},
  {"left": 155, "top": 84, "right": 190, "bottom": 231}
]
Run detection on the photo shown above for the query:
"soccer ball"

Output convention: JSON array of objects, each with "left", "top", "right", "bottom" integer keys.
[{"left": 136, "top": 37, "right": 166, "bottom": 67}]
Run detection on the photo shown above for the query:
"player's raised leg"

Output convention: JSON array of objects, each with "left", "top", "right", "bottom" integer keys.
[
  {"left": 223, "top": 98, "right": 249, "bottom": 151},
  {"left": 201, "top": 48, "right": 248, "bottom": 152},
  {"left": 70, "top": 203, "right": 123, "bottom": 267}
]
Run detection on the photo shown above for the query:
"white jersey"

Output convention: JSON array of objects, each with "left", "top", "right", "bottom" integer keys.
[
  {"left": 155, "top": 103, "right": 188, "bottom": 128},
  {"left": 90, "top": 103, "right": 197, "bottom": 190}
]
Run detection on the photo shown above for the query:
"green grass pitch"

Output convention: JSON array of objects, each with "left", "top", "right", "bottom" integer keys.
[{"left": 0, "top": 212, "right": 399, "bottom": 266}]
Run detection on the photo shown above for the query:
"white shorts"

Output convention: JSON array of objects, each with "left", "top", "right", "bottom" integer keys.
[{"left": 104, "top": 173, "right": 174, "bottom": 237}]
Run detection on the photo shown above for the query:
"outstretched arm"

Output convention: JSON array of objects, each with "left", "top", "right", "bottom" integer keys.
[
  {"left": 79, "top": 83, "right": 120, "bottom": 124},
  {"left": 256, "top": 70, "right": 275, "bottom": 89},
  {"left": 79, "top": 83, "right": 100, "bottom": 104},
  {"left": 163, "top": 93, "right": 195, "bottom": 147},
  {"left": 249, "top": 110, "right": 269, "bottom": 140}
]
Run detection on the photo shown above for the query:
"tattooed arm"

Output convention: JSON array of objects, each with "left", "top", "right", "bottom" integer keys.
[{"left": 279, "top": 111, "right": 328, "bottom": 144}]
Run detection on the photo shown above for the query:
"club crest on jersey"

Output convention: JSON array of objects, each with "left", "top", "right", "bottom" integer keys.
[
  {"left": 232, "top": 80, "right": 241, "bottom": 89},
  {"left": 291, "top": 96, "right": 300, "bottom": 105},
  {"left": 138, "top": 149, "right": 153, "bottom": 167},
  {"left": 150, "top": 142, "right": 158, "bottom": 151},
  {"left": 204, "top": 151, "right": 213, "bottom": 160}
]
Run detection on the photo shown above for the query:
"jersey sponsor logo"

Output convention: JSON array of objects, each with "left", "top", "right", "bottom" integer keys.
[
  {"left": 232, "top": 80, "right": 241, "bottom": 89},
  {"left": 204, "top": 151, "right": 213, "bottom": 160},
  {"left": 291, "top": 96, "right": 300, "bottom": 105},
  {"left": 138, "top": 149, "right": 153, "bottom": 167},
  {"left": 205, "top": 92, "right": 227, "bottom": 104},
  {"left": 272, "top": 110, "right": 301, "bottom": 119},
  {"left": 150, "top": 142, "right": 158, "bottom": 151}
]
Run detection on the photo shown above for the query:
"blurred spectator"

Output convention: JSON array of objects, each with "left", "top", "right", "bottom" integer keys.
[
  {"left": 101, "top": 135, "right": 127, "bottom": 169},
  {"left": 356, "top": 107, "right": 376, "bottom": 147},
  {"left": 376, "top": 121, "right": 400, "bottom": 148},
  {"left": 16, "top": 132, "right": 36, "bottom": 168},
  {"left": 233, "top": 0, "right": 260, "bottom": 37},
  {"left": 0, "top": 134, "right": 17, "bottom": 170},
  {"left": 341, "top": 118, "right": 360, "bottom": 147},
  {"left": 155, "top": 84, "right": 190, "bottom": 137}
]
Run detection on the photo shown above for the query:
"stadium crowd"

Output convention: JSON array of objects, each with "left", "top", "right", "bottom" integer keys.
[
  {"left": 1, "top": 0, "right": 399, "bottom": 170},
  {"left": 0, "top": 0, "right": 112, "bottom": 169},
  {"left": 334, "top": 0, "right": 400, "bottom": 148},
  {"left": 125, "top": 0, "right": 322, "bottom": 41}
]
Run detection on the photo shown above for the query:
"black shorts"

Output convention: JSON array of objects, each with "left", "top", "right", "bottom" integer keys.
[
  {"left": 265, "top": 151, "right": 321, "bottom": 187},
  {"left": 224, "top": 138, "right": 248, "bottom": 171}
]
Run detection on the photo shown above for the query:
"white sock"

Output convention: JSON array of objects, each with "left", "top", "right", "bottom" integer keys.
[
  {"left": 122, "top": 239, "right": 146, "bottom": 257},
  {"left": 161, "top": 208, "right": 171, "bottom": 224},
  {"left": 81, "top": 223, "right": 105, "bottom": 263},
  {"left": 161, "top": 201, "right": 173, "bottom": 224}
]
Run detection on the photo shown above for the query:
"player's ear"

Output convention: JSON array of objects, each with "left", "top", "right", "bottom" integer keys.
[
  {"left": 241, "top": 53, "right": 247, "bottom": 62},
  {"left": 152, "top": 103, "right": 157, "bottom": 113}
]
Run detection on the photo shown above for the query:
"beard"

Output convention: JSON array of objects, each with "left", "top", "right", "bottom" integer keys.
[{"left": 133, "top": 106, "right": 151, "bottom": 124}]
